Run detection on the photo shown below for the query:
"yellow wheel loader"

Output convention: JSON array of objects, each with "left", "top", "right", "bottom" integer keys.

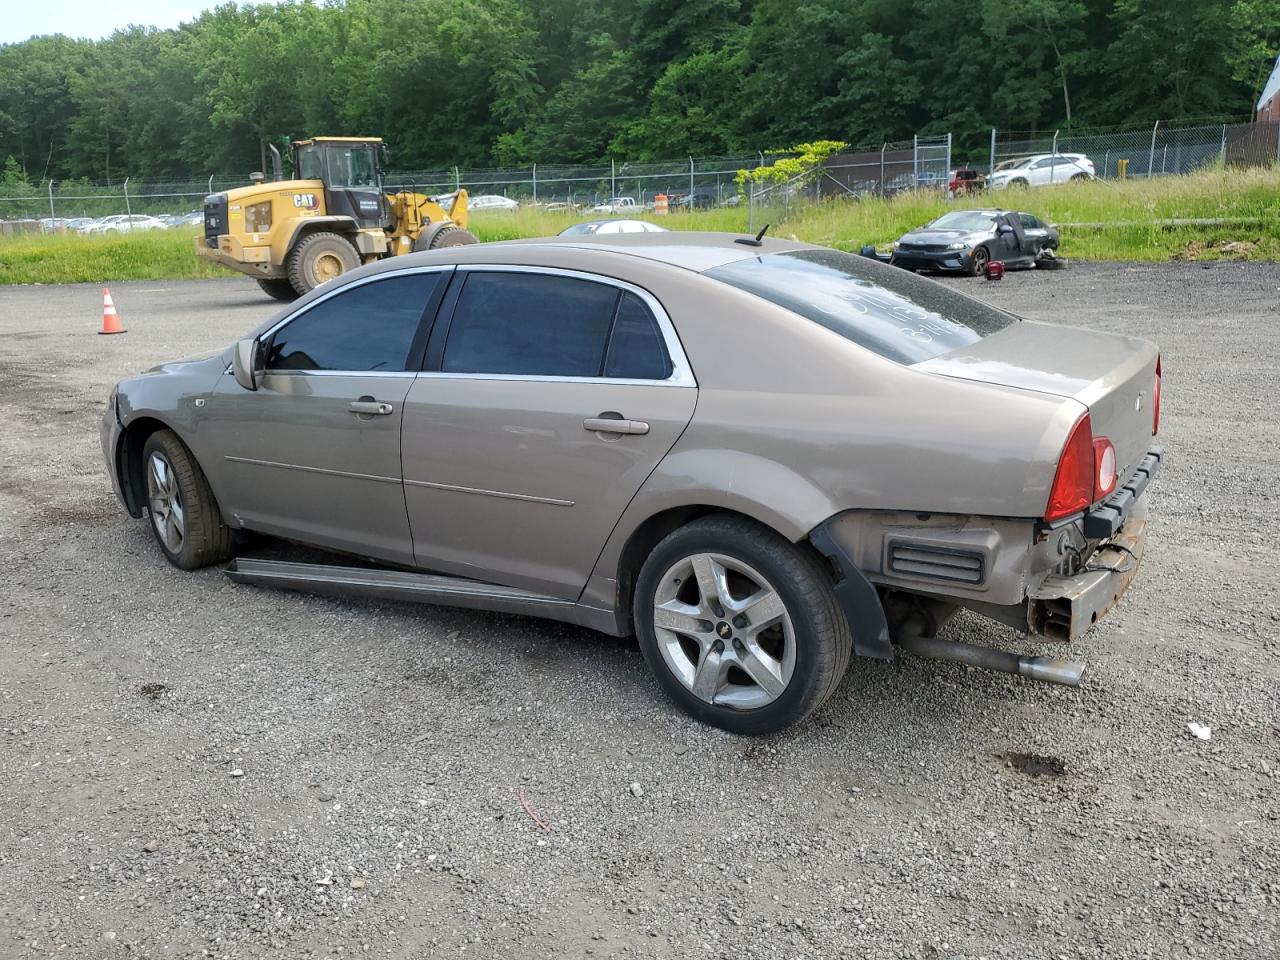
[{"left": 195, "top": 137, "right": 477, "bottom": 300}]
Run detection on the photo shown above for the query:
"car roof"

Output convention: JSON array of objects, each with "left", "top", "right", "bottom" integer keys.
[
  {"left": 482, "top": 232, "right": 813, "bottom": 272},
  {"left": 255, "top": 232, "right": 819, "bottom": 336}
]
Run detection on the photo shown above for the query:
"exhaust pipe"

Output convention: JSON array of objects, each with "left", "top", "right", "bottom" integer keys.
[{"left": 897, "top": 632, "right": 1085, "bottom": 687}]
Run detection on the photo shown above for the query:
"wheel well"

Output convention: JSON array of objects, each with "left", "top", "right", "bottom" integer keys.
[
  {"left": 612, "top": 505, "right": 826, "bottom": 633},
  {"left": 117, "top": 416, "right": 171, "bottom": 517},
  {"left": 288, "top": 221, "right": 358, "bottom": 254}
]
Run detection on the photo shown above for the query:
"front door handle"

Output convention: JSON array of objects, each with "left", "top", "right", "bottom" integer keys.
[
  {"left": 348, "top": 400, "right": 394, "bottom": 416},
  {"left": 584, "top": 416, "right": 649, "bottom": 436}
]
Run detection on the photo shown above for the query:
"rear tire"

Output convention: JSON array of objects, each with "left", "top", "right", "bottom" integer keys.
[
  {"left": 256, "top": 277, "right": 299, "bottom": 302},
  {"left": 141, "top": 429, "right": 233, "bottom": 571},
  {"left": 286, "top": 231, "right": 360, "bottom": 295},
  {"left": 634, "top": 515, "right": 852, "bottom": 735},
  {"left": 429, "top": 225, "right": 479, "bottom": 249},
  {"left": 1009, "top": 178, "right": 1029, "bottom": 188}
]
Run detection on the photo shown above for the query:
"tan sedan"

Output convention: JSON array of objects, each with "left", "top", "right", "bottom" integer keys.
[{"left": 103, "top": 233, "right": 1162, "bottom": 733}]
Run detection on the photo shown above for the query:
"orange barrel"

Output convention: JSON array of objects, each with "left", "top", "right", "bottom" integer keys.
[{"left": 654, "top": 193, "right": 668, "bottom": 216}]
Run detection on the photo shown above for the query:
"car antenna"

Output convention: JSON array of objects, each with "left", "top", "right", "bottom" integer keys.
[{"left": 734, "top": 223, "right": 770, "bottom": 247}]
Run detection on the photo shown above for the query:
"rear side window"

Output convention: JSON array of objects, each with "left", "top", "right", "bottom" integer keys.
[
  {"left": 705, "top": 249, "right": 1018, "bottom": 365},
  {"left": 605, "top": 292, "right": 672, "bottom": 380},
  {"left": 441, "top": 273, "right": 617, "bottom": 377},
  {"left": 267, "top": 272, "right": 441, "bottom": 372}
]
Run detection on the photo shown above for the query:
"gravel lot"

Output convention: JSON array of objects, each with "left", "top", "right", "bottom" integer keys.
[{"left": 1, "top": 263, "right": 1277, "bottom": 959}]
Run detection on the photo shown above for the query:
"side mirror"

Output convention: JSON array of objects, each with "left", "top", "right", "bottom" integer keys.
[
  {"left": 997, "top": 223, "right": 1014, "bottom": 235},
  {"left": 232, "top": 337, "right": 264, "bottom": 391}
]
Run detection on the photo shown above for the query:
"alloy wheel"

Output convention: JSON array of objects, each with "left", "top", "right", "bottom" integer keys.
[
  {"left": 146, "top": 451, "right": 185, "bottom": 553},
  {"left": 652, "top": 552, "right": 796, "bottom": 710}
]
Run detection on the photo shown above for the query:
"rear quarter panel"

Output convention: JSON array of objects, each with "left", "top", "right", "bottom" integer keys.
[{"left": 587, "top": 275, "right": 1083, "bottom": 595}]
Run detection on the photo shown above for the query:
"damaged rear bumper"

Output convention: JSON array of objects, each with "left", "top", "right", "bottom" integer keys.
[{"left": 1029, "top": 497, "right": 1148, "bottom": 642}]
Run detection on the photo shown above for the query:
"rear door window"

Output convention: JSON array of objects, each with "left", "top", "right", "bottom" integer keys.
[
  {"left": 605, "top": 292, "right": 673, "bottom": 380},
  {"left": 705, "top": 249, "right": 1018, "bottom": 365},
  {"left": 441, "top": 272, "right": 619, "bottom": 376},
  {"left": 267, "top": 272, "right": 442, "bottom": 372}
]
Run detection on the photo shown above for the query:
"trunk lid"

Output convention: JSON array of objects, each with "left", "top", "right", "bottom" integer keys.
[{"left": 915, "top": 320, "right": 1158, "bottom": 487}]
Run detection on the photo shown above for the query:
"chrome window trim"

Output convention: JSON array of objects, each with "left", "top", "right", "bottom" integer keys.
[{"left": 436, "top": 263, "right": 697, "bottom": 388}]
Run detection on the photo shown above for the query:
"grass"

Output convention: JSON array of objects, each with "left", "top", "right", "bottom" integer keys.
[
  {"left": 0, "top": 227, "right": 225, "bottom": 285},
  {"left": 3, "top": 166, "right": 1277, "bottom": 285}
]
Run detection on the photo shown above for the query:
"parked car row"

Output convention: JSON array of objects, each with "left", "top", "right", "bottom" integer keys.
[
  {"left": 0, "top": 211, "right": 205, "bottom": 235},
  {"left": 461, "top": 193, "right": 744, "bottom": 215}
]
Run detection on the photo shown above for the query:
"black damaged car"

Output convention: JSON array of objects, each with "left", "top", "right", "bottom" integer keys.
[{"left": 890, "top": 209, "right": 1061, "bottom": 276}]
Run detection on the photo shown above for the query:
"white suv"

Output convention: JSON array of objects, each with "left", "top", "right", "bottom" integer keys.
[{"left": 988, "top": 154, "right": 1095, "bottom": 189}]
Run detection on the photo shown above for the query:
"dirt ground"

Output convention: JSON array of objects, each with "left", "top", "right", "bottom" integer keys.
[{"left": 0, "top": 262, "right": 1277, "bottom": 960}]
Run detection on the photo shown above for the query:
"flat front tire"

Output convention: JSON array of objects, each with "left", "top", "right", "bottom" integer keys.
[
  {"left": 634, "top": 515, "right": 852, "bottom": 735},
  {"left": 141, "top": 429, "right": 233, "bottom": 570}
]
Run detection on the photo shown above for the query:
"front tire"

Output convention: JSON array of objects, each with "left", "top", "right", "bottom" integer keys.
[
  {"left": 634, "top": 515, "right": 852, "bottom": 735},
  {"left": 967, "top": 245, "right": 990, "bottom": 277},
  {"left": 286, "top": 231, "right": 360, "bottom": 295},
  {"left": 256, "top": 277, "right": 300, "bottom": 302},
  {"left": 142, "top": 430, "right": 233, "bottom": 570}
]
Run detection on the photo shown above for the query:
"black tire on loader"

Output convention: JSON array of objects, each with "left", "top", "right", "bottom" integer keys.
[
  {"left": 413, "top": 224, "right": 479, "bottom": 252},
  {"left": 256, "top": 277, "right": 300, "bottom": 302},
  {"left": 286, "top": 231, "right": 360, "bottom": 295}
]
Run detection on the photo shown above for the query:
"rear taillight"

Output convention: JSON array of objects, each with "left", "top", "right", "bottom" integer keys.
[
  {"left": 1045, "top": 415, "right": 1095, "bottom": 522},
  {"left": 1152, "top": 355, "right": 1161, "bottom": 436},
  {"left": 1045, "top": 414, "right": 1117, "bottom": 522}
]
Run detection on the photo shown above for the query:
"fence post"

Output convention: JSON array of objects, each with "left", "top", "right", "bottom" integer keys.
[
  {"left": 454, "top": 166, "right": 460, "bottom": 192},
  {"left": 208, "top": 174, "right": 214, "bottom": 194},
  {"left": 989, "top": 128, "right": 996, "bottom": 175},
  {"left": 532, "top": 163, "right": 537, "bottom": 203},
  {"left": 1220, "top": 124, "right": 1228, "bottom": 163},
  {"left": 689, "top": 157, "right": 695, "bottom": 202},
  {"left": 1103, "top": 150, "right": 1110, "bottom": 178},
  {"left": 611, "top": 159, "right": 616, "bottom": 199},
  {"left": 945, "top": 133, "right": 952, "bottom": 182},
  {"left": 48, "top": 179, "right": 56, "bottom": 220},
  {"left": 1050, "top": 131, "right": 1059, "bottom": 184},
  {"left": 913, "top": 135, "right": 919, "bottom": 186},
  {"left": 879, "top": 143, "right": 886, "bottom": 198},
  {"left": 1148, "top": 120, "right": 1159, "bottom": 177},
  {"left": 123, "top": 177, "right": 131, "bottom": 218}
]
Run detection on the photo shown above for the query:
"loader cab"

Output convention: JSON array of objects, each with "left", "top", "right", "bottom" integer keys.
[{"left": 292, "top": 137, "right": 390, "bottom": 230}]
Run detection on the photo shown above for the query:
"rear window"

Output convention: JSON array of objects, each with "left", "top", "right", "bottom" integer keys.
[{"left": 705, "top": 249, "right": 1018, "bottom": 364}]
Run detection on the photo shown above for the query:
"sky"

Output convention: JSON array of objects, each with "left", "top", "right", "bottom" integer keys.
[{"left": 1, "top": 1, "right": 278, "bottom": 45}]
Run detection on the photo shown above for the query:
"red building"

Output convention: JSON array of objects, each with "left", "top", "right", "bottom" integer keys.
[{"left": 1258, "top": 54, "right": 1280, "bottom": 122}]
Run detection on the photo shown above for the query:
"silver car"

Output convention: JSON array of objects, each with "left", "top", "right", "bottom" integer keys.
[{"left": 102, "top": 233, "right": 1162, "bottom": 733}]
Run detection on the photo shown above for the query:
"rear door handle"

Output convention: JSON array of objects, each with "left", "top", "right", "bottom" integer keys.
[
  {"left": 348, "top": 400, "right": 394, "bottom": 416},
  {"left": 583, "top": 416, "right": 650, "bottom": 436}
]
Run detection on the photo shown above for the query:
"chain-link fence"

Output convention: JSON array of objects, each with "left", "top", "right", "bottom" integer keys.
[
  {"left": 745, "top": 135, "right": 953, "bottom": 228},
  {"left": 3, "top": 117, "right": 1276, "bottom": 234},
  {"left": 818, "top": 135, "right": 951, "bottom": 200},
  {"left": 991, "top": 120, "right": 1280, "bottom": 179},
  {"left": 385, "top": 154, "right": 783, "bottom": 210}
]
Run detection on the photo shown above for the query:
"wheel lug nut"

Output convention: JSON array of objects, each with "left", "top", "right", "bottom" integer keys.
[{"left": 712, "top": 639, "right": 724, "bottom": 653}]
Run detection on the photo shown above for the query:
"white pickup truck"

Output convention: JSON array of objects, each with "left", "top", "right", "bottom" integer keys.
[{"left": 589, "top": 196, "right": 639, "bottom": 214}]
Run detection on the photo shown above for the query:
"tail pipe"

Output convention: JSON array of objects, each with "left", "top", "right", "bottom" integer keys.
[
  {"left": 896, "top": 632, "right": 1085, "bottom": 687},
  {"left": 268, "top": 143, "right": 283, "bottom": 182}
]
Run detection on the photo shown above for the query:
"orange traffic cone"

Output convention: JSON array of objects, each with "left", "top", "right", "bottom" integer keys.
[{"left": 100, "top": 287, "right": 126, "bottom": 335}]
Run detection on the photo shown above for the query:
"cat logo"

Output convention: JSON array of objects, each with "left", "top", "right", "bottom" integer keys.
[{"left": 292, "top": 193, "right": 319, "bottom": 211}]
